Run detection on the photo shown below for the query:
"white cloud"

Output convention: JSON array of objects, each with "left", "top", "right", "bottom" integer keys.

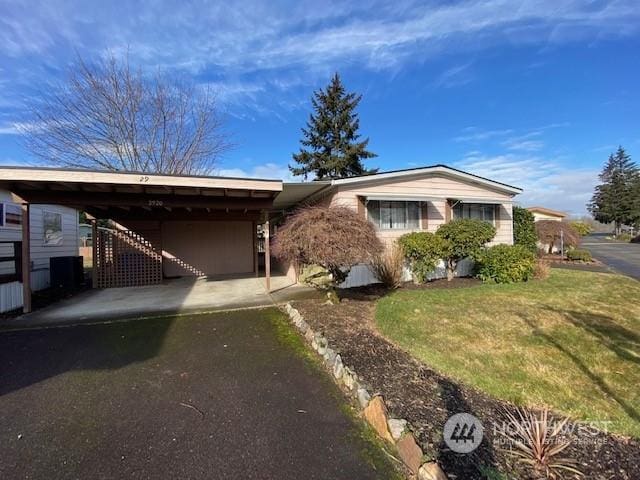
[
  {"left": 501, "top": 131, "right": 545, "bottom": 151},
  {"left": 454, "top": 127, "right": 514, "bottom": 142},
  {"left": 432, "top": 63, "right": 474, "bottom": 88},
  {"left": 2, "top": 1, "right": 638, "bottom": 73},
  {"left": 455, "top": 152, "right": 598, "bottom": 215},
  {"left": 216, "top": 162, "right": 295, "bottom": 182}
]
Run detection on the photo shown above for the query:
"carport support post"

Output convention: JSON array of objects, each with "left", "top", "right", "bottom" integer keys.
[
  {"left": 21, "top": 203, "right": 31, "bottom": 314},
  {"left": 264, "top": 211, "right": 271, "bottom": 292}
]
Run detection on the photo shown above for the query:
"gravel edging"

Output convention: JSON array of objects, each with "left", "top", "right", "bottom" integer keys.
[{"left": 282, "top": 302, "right": 448, "bottom": 480}]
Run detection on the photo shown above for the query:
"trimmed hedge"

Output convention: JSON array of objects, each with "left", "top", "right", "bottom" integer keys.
[
  {"left": 476, "top": 244, "right": 536, "bottom": 284},
  {"left": 398, "top": 232, "right": 447, "bottom": 283},
  {"left": 566, "top": 249, "right": 593, "bottom": 262}
]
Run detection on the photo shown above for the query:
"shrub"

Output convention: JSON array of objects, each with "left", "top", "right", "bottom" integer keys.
[
  {"left": 569, "top": 220, "right": 593, "bottom": 237},
  {"left": 371, "top": 244, "right": 405, "bottom": 289},
  {"left": 616, "top": 232, "right": 633, "bottom": 242},
  {"left": 476, "top": 244, "right": 536, "bottom": 283},
  {"left": 436, "top": 219, "right": 497, "bottom": 281},
  {"left": 566, "top": 249, "right": 592, "bottom": 262},
  {"left": 535, "top": 220, "right": 580, "bottom": 254},
  {"left": 513, "top": 206, "right": 537, "bottom": 253},
  {"left": 533, "top": 259, "right": 550, "bottom": 280},
  {"left": 398, "top": 232, "right": 447, "bottom": 283},
  {"left": 272, "top": 206, "right": 383, "bottom": 294}
]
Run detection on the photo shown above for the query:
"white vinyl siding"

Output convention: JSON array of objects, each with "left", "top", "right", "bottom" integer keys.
[{"left": 1, "top": 190, "right": 79, "bottom": 312}]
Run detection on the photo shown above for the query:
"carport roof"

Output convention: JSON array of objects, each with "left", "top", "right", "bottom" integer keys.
[
  {"left": 0, "top": 166, "right": 283, "bottom": 217},
  {"left": 0, "top": 166, "right": 282, "bottom": 193}
]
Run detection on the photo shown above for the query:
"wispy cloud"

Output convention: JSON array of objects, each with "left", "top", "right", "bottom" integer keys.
[
  {"left": 1, "top": 0, "right": 638, "bottom": 114},
  {"left": 432, "top": 63, "right": 474, "bottom": 88},
  {"left": 501, "top": 131, "right": 545, "bottom": 151},
  {"left": 455, "top": 152, "right": 598, "bottom": 215},
  {"left": 454, "top": 127, "right": 514, "bottom": 142},
  {"left": 216, "top": 161, "right": 294, "bottom": 181}
]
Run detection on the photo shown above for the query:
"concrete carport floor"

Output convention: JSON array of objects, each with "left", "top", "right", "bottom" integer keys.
[{"left": 3, "top": 274, "right": 319, "bottom": 329}]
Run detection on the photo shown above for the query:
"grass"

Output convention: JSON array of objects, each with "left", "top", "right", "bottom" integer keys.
[{"left": 375, "top": 270, "right": 640, "bottom": 438}]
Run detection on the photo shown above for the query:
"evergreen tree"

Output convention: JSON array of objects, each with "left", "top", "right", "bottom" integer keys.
[
  {"left": 588, "top": 146, "right": 640, "bottom": 235},
  {"left": 290, "top": 73, "right": 377, "bottom": 180}
]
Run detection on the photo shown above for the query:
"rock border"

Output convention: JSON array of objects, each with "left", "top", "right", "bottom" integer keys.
[{"left": 283, "top": 303, "right": 448, "bottom": 480}]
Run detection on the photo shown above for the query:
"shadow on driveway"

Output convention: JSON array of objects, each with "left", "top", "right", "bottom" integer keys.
[{"left": 0, "top": 308, "right": 398, "bottom": 480}]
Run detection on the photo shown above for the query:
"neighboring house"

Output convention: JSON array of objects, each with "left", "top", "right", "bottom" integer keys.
[
  {"left": 0, "top": 189, "right": 79, "bottom": 313},
  {"left": 526, "top": 206, "right": 567, "bottom": 222},
  {"left": 274, "top": 164, "right": 522, "bottom": 287},
  {"left": 0, "top": 164, "right": 521, "bottom": 307}
]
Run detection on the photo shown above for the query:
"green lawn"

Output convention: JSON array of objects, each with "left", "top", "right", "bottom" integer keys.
[{"left": 376, "top": 270, "right": 640, "bottom": 437}]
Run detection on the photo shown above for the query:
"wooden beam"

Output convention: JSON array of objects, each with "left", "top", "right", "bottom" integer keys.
[
  {"left": 84, "top": 207, "right": 262, "bottom": 222},
  {"left": 264, "top": 210, "right": 271, "bottom": 292},
  {"left": 21, "top": 203, "right": 31, "bottom": 314},
  {"left": 253, "top": 220, "right": 258, "bottom": 277},
  {"left": 10, "top": 189, "right": 275, "bottom": 210}
]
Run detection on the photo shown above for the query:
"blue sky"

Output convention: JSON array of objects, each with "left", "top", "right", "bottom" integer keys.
[{"left": 1, "top": 0, "right": 639, "bottom": 215}]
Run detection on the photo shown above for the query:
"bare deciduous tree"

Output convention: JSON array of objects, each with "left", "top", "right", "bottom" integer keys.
[{"left": 21, "top": 55, "right": 230, "bottom": 175}]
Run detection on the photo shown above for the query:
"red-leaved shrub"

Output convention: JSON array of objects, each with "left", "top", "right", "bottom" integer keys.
[{"left": 272, "top": 206, "right": 383, "bottom": 287}]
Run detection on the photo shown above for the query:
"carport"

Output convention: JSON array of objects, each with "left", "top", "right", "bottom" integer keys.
[{"left": 0, "top": 167, "right": 282, "bottom": 313}]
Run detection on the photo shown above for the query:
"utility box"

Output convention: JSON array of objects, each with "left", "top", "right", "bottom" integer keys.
[{"left": 50, "top": 256, "right": 84, "bottom": 290}]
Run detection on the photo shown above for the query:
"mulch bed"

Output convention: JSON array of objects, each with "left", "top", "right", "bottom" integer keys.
[{"left": 293, "top": 282, "right": 640, "bottom": 480}]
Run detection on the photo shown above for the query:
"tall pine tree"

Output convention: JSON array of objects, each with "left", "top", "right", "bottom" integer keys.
[
  {"left": 290, "top": 73, "right": 377, "bottom": 180},
  {"left": 589, "top": 146, "right": 640, "bottom": 235}
]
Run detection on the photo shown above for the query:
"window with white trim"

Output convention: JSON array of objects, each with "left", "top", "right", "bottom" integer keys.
[
  {"left": 452, "top": 203, "right": 495, "bottom": 224},
  {"left": 0, "top": 202, "right": 22, "bottom": 229},
  {"left": 367, "top": 200, "right": 420, "bottom": 230}
]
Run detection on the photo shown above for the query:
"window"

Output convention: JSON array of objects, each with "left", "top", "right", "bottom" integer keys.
[
  {"left": 0, "top": 202, "right": 22, "bottom": 229},
  {"left": 367, "top": 200, "right": 420, "bottom": 230},
  {"left": 43, "top": 211, "right": 63, "bottom": 246},
  {"left": 452, "top": 203, "right": 495, "bottom": 224}
]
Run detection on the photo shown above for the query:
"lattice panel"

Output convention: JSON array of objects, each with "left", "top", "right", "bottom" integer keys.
[{"left": 95, "top": 229, "right": 163, "bottom": 288}]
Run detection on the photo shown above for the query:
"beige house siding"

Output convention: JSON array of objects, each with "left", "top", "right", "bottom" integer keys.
[
  {"left": 323, "top": 173, "right": 515, "bottom": 247},
  {"left": 531, "top": 212, "right": 563, "bottom": 222}
]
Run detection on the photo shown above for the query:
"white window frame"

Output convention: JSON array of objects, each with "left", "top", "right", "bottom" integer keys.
[
  {"left": 0, "top": 202, "right": 22, "bottom": 230},
  {"left": 366, "top": 200, "right": 421, "bottom": 230},
  {"left": 452, "top": 202, "right": 496, "bottom": 225}
]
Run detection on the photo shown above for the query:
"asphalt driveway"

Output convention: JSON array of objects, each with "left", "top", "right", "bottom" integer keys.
[
  {"left": 582, "top": 234, "right": 640, "bottom": 280},
  {"left": 0, "top": 309, "right": 398, "bottom": 479}
]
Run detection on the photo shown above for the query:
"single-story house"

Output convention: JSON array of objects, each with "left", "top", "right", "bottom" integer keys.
[
  {"left": 0, "top": 164, "right": 521, "bottom": 312},
  {"left": 526, "top": 206, "right": 566, "bottom": 222},
  {"left": 277, "top": 165, "right": 521, "bottom": 286},
  {"left": 0, "top": 189, "right": 79, "bottom": 313}
]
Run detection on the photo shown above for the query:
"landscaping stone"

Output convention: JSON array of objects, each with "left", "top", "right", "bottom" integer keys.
[
  {"left": 315, "top": 335, "right": 328, "bottom": 355},
  {"left": 362, "top": 395, "right": 394, "bottom": 443},
  {"left": 356, "top": 388, "right": 371, "bottom": 409},
  {"left": 297, "top": 319, "right": 309, "bottom": 333},
  {"left": 396, "top": 432, "right": 423, "bottom": 475},
  {"left": 342, "top": 366, "right": 357, "bottom": 390},
  {"left": 323, "top": 347, "right": 337, "bottom": 367},
  {"left": 418, "top": 462, "right": 448, "bottom": 480},
  {"left": 387, "top": 418, "right": 408, "bottom": 441},
  {"left": 304, "top": 328, "right": 315, "bottom": 343},
  {"left": 333, "top": 355, "right": 344, "bottom": 380}
]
